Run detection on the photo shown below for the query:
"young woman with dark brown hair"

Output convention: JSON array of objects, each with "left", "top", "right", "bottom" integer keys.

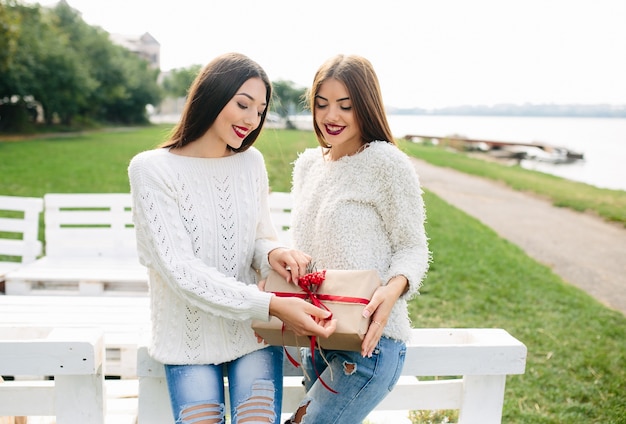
[{"left": 129, "top": 52, "right": 336, "bottom": 424}]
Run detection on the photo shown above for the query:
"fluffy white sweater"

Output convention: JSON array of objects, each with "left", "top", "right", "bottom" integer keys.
[
  {"left": 291, "top": 142, "right": 430, "bottom": 342},
  {"left": 128, "top": 147, "right": 282, "bottom": 365}
]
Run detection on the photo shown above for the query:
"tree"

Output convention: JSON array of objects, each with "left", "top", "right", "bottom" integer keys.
[
  {"left": 0, "top": 1, "right": 57, "bottom": 129},
  {"left": 271, "top": 79, "right": 306, "bottom": 118},
  {"left": 99, "top": 48, "right": 161, "bottom": 124},
  {"left": 0, "top": 0, "right": 20, "bottom": 76},
  {"left": 0, "top": 0, "right": 162, "bottom": 130},
  {"left": 161, "top": 65, "right": 202, "bottom": 98},
  {"left": 48, "top": 1, "right": 161, "bottom": 124}
]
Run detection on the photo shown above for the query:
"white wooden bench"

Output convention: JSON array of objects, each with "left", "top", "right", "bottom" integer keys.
[
  {"left": 3, "top": 192, "right": 293, "bottom": 295},
  {"left": 0, "top": 326, "right": 105, "bottom": 423},
  {"left": 0, "top": 195, "right": 43, "bottom": 282},
  {"left": 0, "top": 295, "right": 150, "bottom": 379},
  {"left": 137, "top": 328, "right": 527, "bottom": 423},
  {"left": 4, "top": 193, "right": 148, "bottom": 296}
]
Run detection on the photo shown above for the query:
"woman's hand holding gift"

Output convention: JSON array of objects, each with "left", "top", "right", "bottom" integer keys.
[
  {"left": 269, "top": 295, "right": 337, "bottom": 338},
  {"left": 360, "top": 275, "right": 409, "bottom": 358},
  {"left": 265, "top": 249, "right": 337, "bottom": 339},
  {"left": 268, "top": 247, "right": 312, "bottom": 283}
]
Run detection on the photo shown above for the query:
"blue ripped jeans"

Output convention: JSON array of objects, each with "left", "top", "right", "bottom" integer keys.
[
  {"left": 287, "top": 337, "right": 406, "bottom": 424},
  {"left": 164, "top": 346, "right": 283, "bottom": 423}
]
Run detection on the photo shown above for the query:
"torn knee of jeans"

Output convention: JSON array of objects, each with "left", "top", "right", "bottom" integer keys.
[
  {"left": 342, "top": 360, "right": 356, "bottom": 375},
  {"left": 289, "top": 399, "right": 311, "bottom": 424},
  {"left": 235, "top": 379, "right": 276, "bottom": 423},
  {"left": 179, "top": 400, "right": 223, "bottom": 424}
]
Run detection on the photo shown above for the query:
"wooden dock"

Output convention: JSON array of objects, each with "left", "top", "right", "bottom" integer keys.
[{"left": 404, "top": 134, "right": 584, "bottom": 161}]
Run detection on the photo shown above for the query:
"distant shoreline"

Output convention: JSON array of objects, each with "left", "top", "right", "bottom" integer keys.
[
  {"left": 386, "top": 103, "right": 626, "bottom": 119},
  {"left": 390, "top": 112, "right": 626, "bottom": 119}
]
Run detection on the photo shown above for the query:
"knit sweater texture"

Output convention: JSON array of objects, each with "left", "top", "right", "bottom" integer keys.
[
  {"left": 291, "top": 142, "right": 430, "bottom": 342},
  {"left": 128, "top": 147, "right": 282, "bottom": 365}
]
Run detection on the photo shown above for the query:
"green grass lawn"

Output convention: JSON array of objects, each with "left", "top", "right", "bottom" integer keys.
[{"left": 1, "top": 125, "right": 625, "bottom": 423}]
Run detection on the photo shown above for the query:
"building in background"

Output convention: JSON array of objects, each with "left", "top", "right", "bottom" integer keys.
[
  {"left": 109, "top": 32, "right": 161, "bottom": 69},
  {"left": 52, "top": 0, "right": 160, "bottom": 69}
]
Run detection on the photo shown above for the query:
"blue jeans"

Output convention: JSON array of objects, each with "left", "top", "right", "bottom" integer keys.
[
  {"left": 164, "top": 346, "right": 283, "bottom": 424},
  {"left": 288, "top": 337, "right": 406, "bottom": 424}
]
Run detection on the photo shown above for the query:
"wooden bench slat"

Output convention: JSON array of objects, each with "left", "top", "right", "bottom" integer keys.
[
  {"left": 0, "top": 381, "right": 56, "bottom": 416},
  {"left": 403, "top": 328, "right": 527, "bottom": 375},
  {"left": 0, "top": 217, "right": 34, "bottom": 233},
  {"left": 0, "top": 327, "right": 104, "bottom": 375},
  {"left": 0, "top": 327, "right": 106, "bottom": 423},
  {"left": 4, "top": 256, "right": 148, "bottom": 295},
  {"left": 0, "top": 238, "right": 42, "bottom": 257},
  {"left": 0, "top": 195, "right": 43, "bottom": 276},
  {"left": 5, "top": 257, "right": 147, "bottom": 282}
]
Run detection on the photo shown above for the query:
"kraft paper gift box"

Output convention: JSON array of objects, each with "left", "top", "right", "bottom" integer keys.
[{"left": 252, "top": 269, "right": 381, "bottom": 352}]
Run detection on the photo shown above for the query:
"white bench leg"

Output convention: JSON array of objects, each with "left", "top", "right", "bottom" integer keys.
[
  {"left": 55, "top": 371, "right": 105, "bottom": 424},
  {"left": 458, "top": 375, "right": 506, "bottom": 424},
  {"left": 138, "top": 376, "right": 172, "bottom": 424}
]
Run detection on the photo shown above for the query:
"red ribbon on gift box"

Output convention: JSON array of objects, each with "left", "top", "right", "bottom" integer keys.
[
  {"left": 273, "top": 269, "right": 371, "bottom": 306},
  {"left": 271, "top": 270, "right": 371, "bottom": 394}
]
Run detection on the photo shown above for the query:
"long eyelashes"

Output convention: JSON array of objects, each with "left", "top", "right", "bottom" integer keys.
[
  {"left": 315, "top": 103, "right": 351, "bottom": 111},
  {"left": 238, "top": 102, "right": 264, "bottom": 117}
]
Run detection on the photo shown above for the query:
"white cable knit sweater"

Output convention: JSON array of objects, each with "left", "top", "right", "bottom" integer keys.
[
  {"left": 291, "top": 141, "right": 430, "bottom": 342},
  {"left": 128, "top": 147, "right": 282, "bottom": 365}
]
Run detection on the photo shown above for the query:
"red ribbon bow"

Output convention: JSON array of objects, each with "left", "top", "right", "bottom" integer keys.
[{"left": 297, "top": 269, "right": 333, "bottom": 315}]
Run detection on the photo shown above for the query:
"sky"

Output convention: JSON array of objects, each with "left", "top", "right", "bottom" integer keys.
[{"left": 30, "top": 0, "right": 626, "bottom": 109}]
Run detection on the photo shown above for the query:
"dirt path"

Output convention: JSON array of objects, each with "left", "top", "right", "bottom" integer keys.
[{"left": 412, "top": 158, "right": 626, "bottom": 316}]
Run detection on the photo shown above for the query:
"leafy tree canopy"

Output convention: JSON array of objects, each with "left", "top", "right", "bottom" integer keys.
[{"left": 0, "top": 0, "right": 162, "bottom": 131}]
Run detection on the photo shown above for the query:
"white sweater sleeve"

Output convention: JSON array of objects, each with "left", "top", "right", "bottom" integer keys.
[{"left": 374, "top": 148, "right": 431, "bottom": 297}]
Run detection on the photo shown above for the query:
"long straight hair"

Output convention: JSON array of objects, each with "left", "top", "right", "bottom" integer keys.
[
  {"left": 161, "top": 53, "right": 271, "bottom": 152},
  {"left": 308, "top": 54, "right": 395, "bottom": 148}
]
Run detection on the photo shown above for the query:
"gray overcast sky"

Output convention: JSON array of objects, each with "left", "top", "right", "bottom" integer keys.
[{"left": 33, "top": 0, "right": 626, "bottom": 109}]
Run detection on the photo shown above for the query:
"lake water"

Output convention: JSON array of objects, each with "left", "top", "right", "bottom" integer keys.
[{"left": 291, "top": 114, "right": 626, "bottom": 192}]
